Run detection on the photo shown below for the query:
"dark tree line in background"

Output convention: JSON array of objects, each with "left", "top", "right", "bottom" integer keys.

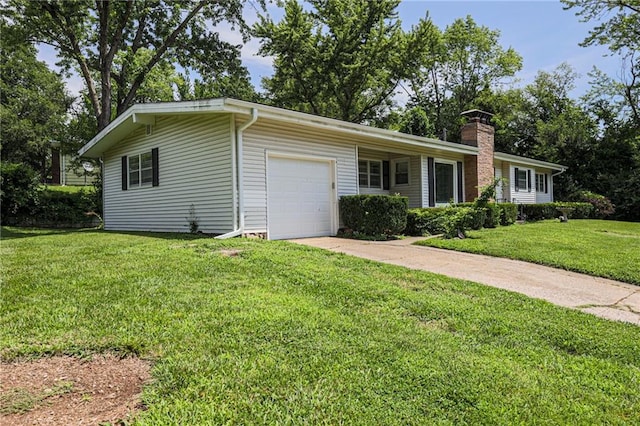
[{"left": 1, "top": 0, "right": 638, "bottom": 220}]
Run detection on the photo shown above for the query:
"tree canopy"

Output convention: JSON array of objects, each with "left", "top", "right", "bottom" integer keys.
[
  {"left": 254, "top": 0, "right": 437, "bottom": 123},
  {"left": 5, "top": 0, "right": 261, "bottom": 130},
  {"left": 0, "top": 21, "right": 72, "bottom": 180}
]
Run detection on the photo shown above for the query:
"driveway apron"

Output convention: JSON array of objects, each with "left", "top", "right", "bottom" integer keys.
[{"left": 290, "top": 237, "right": 640, "bottom": 326}]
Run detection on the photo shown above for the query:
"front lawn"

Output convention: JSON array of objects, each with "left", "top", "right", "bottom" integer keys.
[
  {"left": 1, "top": 227, "right": 639, "bottom": 424},
  {"left": 417, "top": 220, "right": 640, "bottom": 285}
]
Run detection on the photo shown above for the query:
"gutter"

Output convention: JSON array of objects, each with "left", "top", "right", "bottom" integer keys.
[
  {"left": 216, "top": 108, "right": 258, "bottom": 239},
  {"left": 552, "top": 167, "right": 567, "bottom": 177}
]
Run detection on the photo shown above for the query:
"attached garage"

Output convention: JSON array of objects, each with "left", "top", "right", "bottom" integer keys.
[{"left": 267, "top": 154, "right": 337, "bottom": 240}]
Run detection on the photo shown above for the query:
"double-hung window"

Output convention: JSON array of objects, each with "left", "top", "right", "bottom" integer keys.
[
  {"left": 514, "top": 167, "right": 531, "bottom": 192},
  {"left": 122, "top": 148, "right": 159, "bottom": 190},
  {"left": 536, "top": 173, "right": 548, "bottom": 193},
  {"left": 393, "top": 159, "right": 409, "bottom": 185},
  {"left": 358, "top": 160, "right": 382, "bottom": 189}
]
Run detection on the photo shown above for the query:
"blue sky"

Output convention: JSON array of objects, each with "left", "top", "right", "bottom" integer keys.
[{"left": 38, "top": 0, "right": 621, "bottom": 102}]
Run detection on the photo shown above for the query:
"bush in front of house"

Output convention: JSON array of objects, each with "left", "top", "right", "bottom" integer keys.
[
  {"left": 340, "top": 195, "right": 408, "bottom": 239},
  {"left": 0, "top": 162, "right": 41, "bottom": 223},
  {"left": 521, "top": 202, "right": 594, "bottom": 221},
  {"left": 497, "top": 203, "right": 518, "bottom": 226},
  {"left": 406, "top": 207, "right": 476, "bottom": 239},
  {"left": 573, "top": 191, "right": 615, "bottom": 219}
]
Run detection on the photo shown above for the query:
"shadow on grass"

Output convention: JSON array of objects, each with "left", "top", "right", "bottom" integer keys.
[{"left": 0, "top": 226, "right": 221, "bottom": 242}]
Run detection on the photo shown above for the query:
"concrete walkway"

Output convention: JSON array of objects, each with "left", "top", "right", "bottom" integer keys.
[{"left": 290, "top": 237, "right": 640, "bottom": 326}]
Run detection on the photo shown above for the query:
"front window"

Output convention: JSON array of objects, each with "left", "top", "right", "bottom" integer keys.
[
  {"left": 536, "top": 173, "right": 547, "bottom": 193},
  {"left": 394, "top": 160, "right": 409, "bottom": 185},
  {"left": 359, "top": 160, "right": 382, "bottom": 188},
  {"left": 516, "top": 169, "right": 528, "bottom": 192},
  {"left": 435, "top": 162, "right": 455, "bottom": 204},
  {"left": 129, "top": 151, "right": 153, "bottom": 187}
]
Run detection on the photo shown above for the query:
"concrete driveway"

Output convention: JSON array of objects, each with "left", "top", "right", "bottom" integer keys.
[{"left": 290, "top": 236, "right": 640, "bottom": 326}]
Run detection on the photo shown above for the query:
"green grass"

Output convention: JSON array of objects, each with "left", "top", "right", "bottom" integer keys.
[
  {"left": 40, "top": 185, "right": 94, "bottom": 194},
  {"left": 416, "top": 220, "right": 640, "bottom": 285},
  {"left": 1, "top": 227, "right": 639, "bottom": 424}
]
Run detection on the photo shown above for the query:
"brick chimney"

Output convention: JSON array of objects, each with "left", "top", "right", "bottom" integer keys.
[{"left": 461, "top": 110, "right": 494, "bottom": 202}]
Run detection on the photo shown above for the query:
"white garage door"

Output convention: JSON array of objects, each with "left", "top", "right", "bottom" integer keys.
[{"left": 267, "top": 156, "right": 334, "bottom": 240}]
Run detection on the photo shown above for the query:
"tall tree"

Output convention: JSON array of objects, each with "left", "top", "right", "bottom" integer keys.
[
  {"left": 562, "top": 0, "right": 639, "bottom": 123},
  {"left": 6, "top": 0, "right": 261, "bottom": 131},
  {"left": 409, "top": 16, "right": 522, "bottom": 139},
  {"left": 254, "top": 0, "right": 437, "bottom": 123},
  {"left": 0, "top": 21, "right": 72, "bottom": 180}
]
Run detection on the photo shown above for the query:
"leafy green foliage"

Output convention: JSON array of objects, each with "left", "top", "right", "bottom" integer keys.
[
  {"left": 254, "top": 0, "right": 434, "bottom": 123},
  {"left": 0, "top": 163, "right": 40, "bottom": 222},
  {"left": 1, "top": 184, "right": 99, "bottom": 227},
  {"left": 418, "top": 220, "right": 640, "bottom": 284},
  {"left": 572, "top": 190, "right": 615, "bottom": 219},
  {"left": 0, "top": 21, "right": 72, "bottom": 178},
  {"left": 5, "top": 0, "right": 260, "bottom": 130},
  {"left": 2, "top": 229, "right": 640, "bottom": 423},
  {"left": 406, "top": 207, "right": 476, "bottom": 238},
  {"left": 497, "top": 203, "right": 518, "bottom": 226},
  {"left": 339, "top": 195, "right": 408, "bottom": 239},
  {"left": 409, "top": 15, "right": 522, "bottom": 139},
  {"left": 521, "top": 202, "right": 594, "bottom": 221}
]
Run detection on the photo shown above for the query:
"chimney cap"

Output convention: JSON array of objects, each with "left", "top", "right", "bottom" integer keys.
[{"left": 461, "top": 109, "right": 493, "bottom": 124}]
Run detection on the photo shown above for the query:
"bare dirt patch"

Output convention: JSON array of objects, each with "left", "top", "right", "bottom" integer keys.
[{"left": 0, "top": 354, "right": 152, "bottom": 425}]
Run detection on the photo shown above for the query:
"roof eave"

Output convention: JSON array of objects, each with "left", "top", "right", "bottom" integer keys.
[{"left": 494, "top": 151, "right": 567, "bottom": 171}]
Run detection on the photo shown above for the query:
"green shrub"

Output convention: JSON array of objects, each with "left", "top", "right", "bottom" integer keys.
[
  {"left": 483, "top": 204, "right": 501, "bottom": 228},
  {"left": 522, "top": 202, "right": 594, "bottom": 221},
  {"left": 340, "top": 195, "right": 408, "bottom": 239},
  {"left": 0, "top": 162, "right": 40, "bottom": 222},
  {"left": 32, "top": 189, "right": 98, "bottom": 225},
  {"left": 406, "top": 207, "right": 475, "bottom": 239},
  {"left": 454, "top": 203, "right": 486, "bottom": 230},
  {"left": 497, "top": 203, "right": 518, "bottom": 226},
  {"left": 573, "top": 191, "right": 615, "bottom": 219}
]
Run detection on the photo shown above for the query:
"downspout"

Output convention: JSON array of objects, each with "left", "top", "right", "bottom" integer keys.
[
  {"left": 550, "top": 167, "right": 566, "bottom": 203},
  {"left": 216, "top": 108, "right": 258, "bottom": 239}
]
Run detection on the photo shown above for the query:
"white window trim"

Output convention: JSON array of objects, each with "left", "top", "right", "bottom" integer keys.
[
  {"left": 536, "top": 173, "right": 546, "bottom": 193},
  {"left": 392, "top": 158, "right": 410, "bottom": 187},
  {"left": 514, "top": 166, "right": 532, "bottom": 193},
  {"left": 434, "top": 158, "right": 458, "bottom": 206},
  {"left": 358, "top": 158, "right": 383, "bottom": 189},
  {"left": 128, "top": 151, "right": 153, "bottom": 189}
]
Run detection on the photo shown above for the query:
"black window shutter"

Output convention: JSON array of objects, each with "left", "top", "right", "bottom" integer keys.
[
  {"left": 514, "top": 167, "right": 519, "bottom": 192},
  {"left": 457, "top": 161, "right": 463, "bottom": 202},
  {"left": 428, "top": 157, "right": 435, "bottom": 207},
  {"left": 152, "top": 148, "right": 159, "bottom": 187},
  {"left": 544, "top": 174, "right": 548, "bottom": 194},
  {"left": 527, "top": 170, "right": 532, "bottom": 192},
  {"left": 121, "top": 156, "right": 128, "bottom": 190},
  {"left": 382, "top": 160, "right": 390, "bottom": 190}
]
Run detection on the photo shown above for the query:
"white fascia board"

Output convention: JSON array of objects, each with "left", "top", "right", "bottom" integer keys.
[
  {"left": 224, "top": 99, "right": 478, "bottom": 155},
  {"left": 79, "top": 97, "right": 479, "bottom": 158},
  {"left": 494, "top": 151, "right": 567, "bottom": 171}
]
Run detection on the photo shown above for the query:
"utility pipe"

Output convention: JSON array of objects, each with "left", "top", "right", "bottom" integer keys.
[{"left": 216, "top": 108, "right": 258, "bottom": 239}]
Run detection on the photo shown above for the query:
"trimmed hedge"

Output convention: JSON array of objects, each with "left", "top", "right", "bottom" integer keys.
[
  {"left": 2, "top": 187, "right": 100, "bottom": 228},
  {"left": 521, "top": 202, "right": 594, "bottom": 221},
  {"left": 497, "top": 203, "right": 518, "bottom": 226},
  {"left": 340, "top": 195, "right": 408, "bottom": 239}
]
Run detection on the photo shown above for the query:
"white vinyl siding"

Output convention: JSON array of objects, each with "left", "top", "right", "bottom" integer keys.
[
  {"left": 494, "top": 163, "right": 504, "bottom": 201},
  {"left": 241, "top": 120, "right": 357, "bottom": 234},
  {"left": 509, "top": 164, "right": 536, "bottom": 204},
  {"left": 536, "top": 169, "right": 553, "bottom": 203},
  {"left": 390, "top": 155, "right": 422, "bottom": 208},
  {"left": 103, "top": 114, "right": 234, "bottom": 233}
]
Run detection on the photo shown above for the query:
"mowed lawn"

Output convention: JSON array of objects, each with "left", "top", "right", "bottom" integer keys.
[
  {"left": 1, "top": 228, "right": 639, "bottom": 424},
  {"left": 417, "top": 220, "right": 640, "bottom": 285}
]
